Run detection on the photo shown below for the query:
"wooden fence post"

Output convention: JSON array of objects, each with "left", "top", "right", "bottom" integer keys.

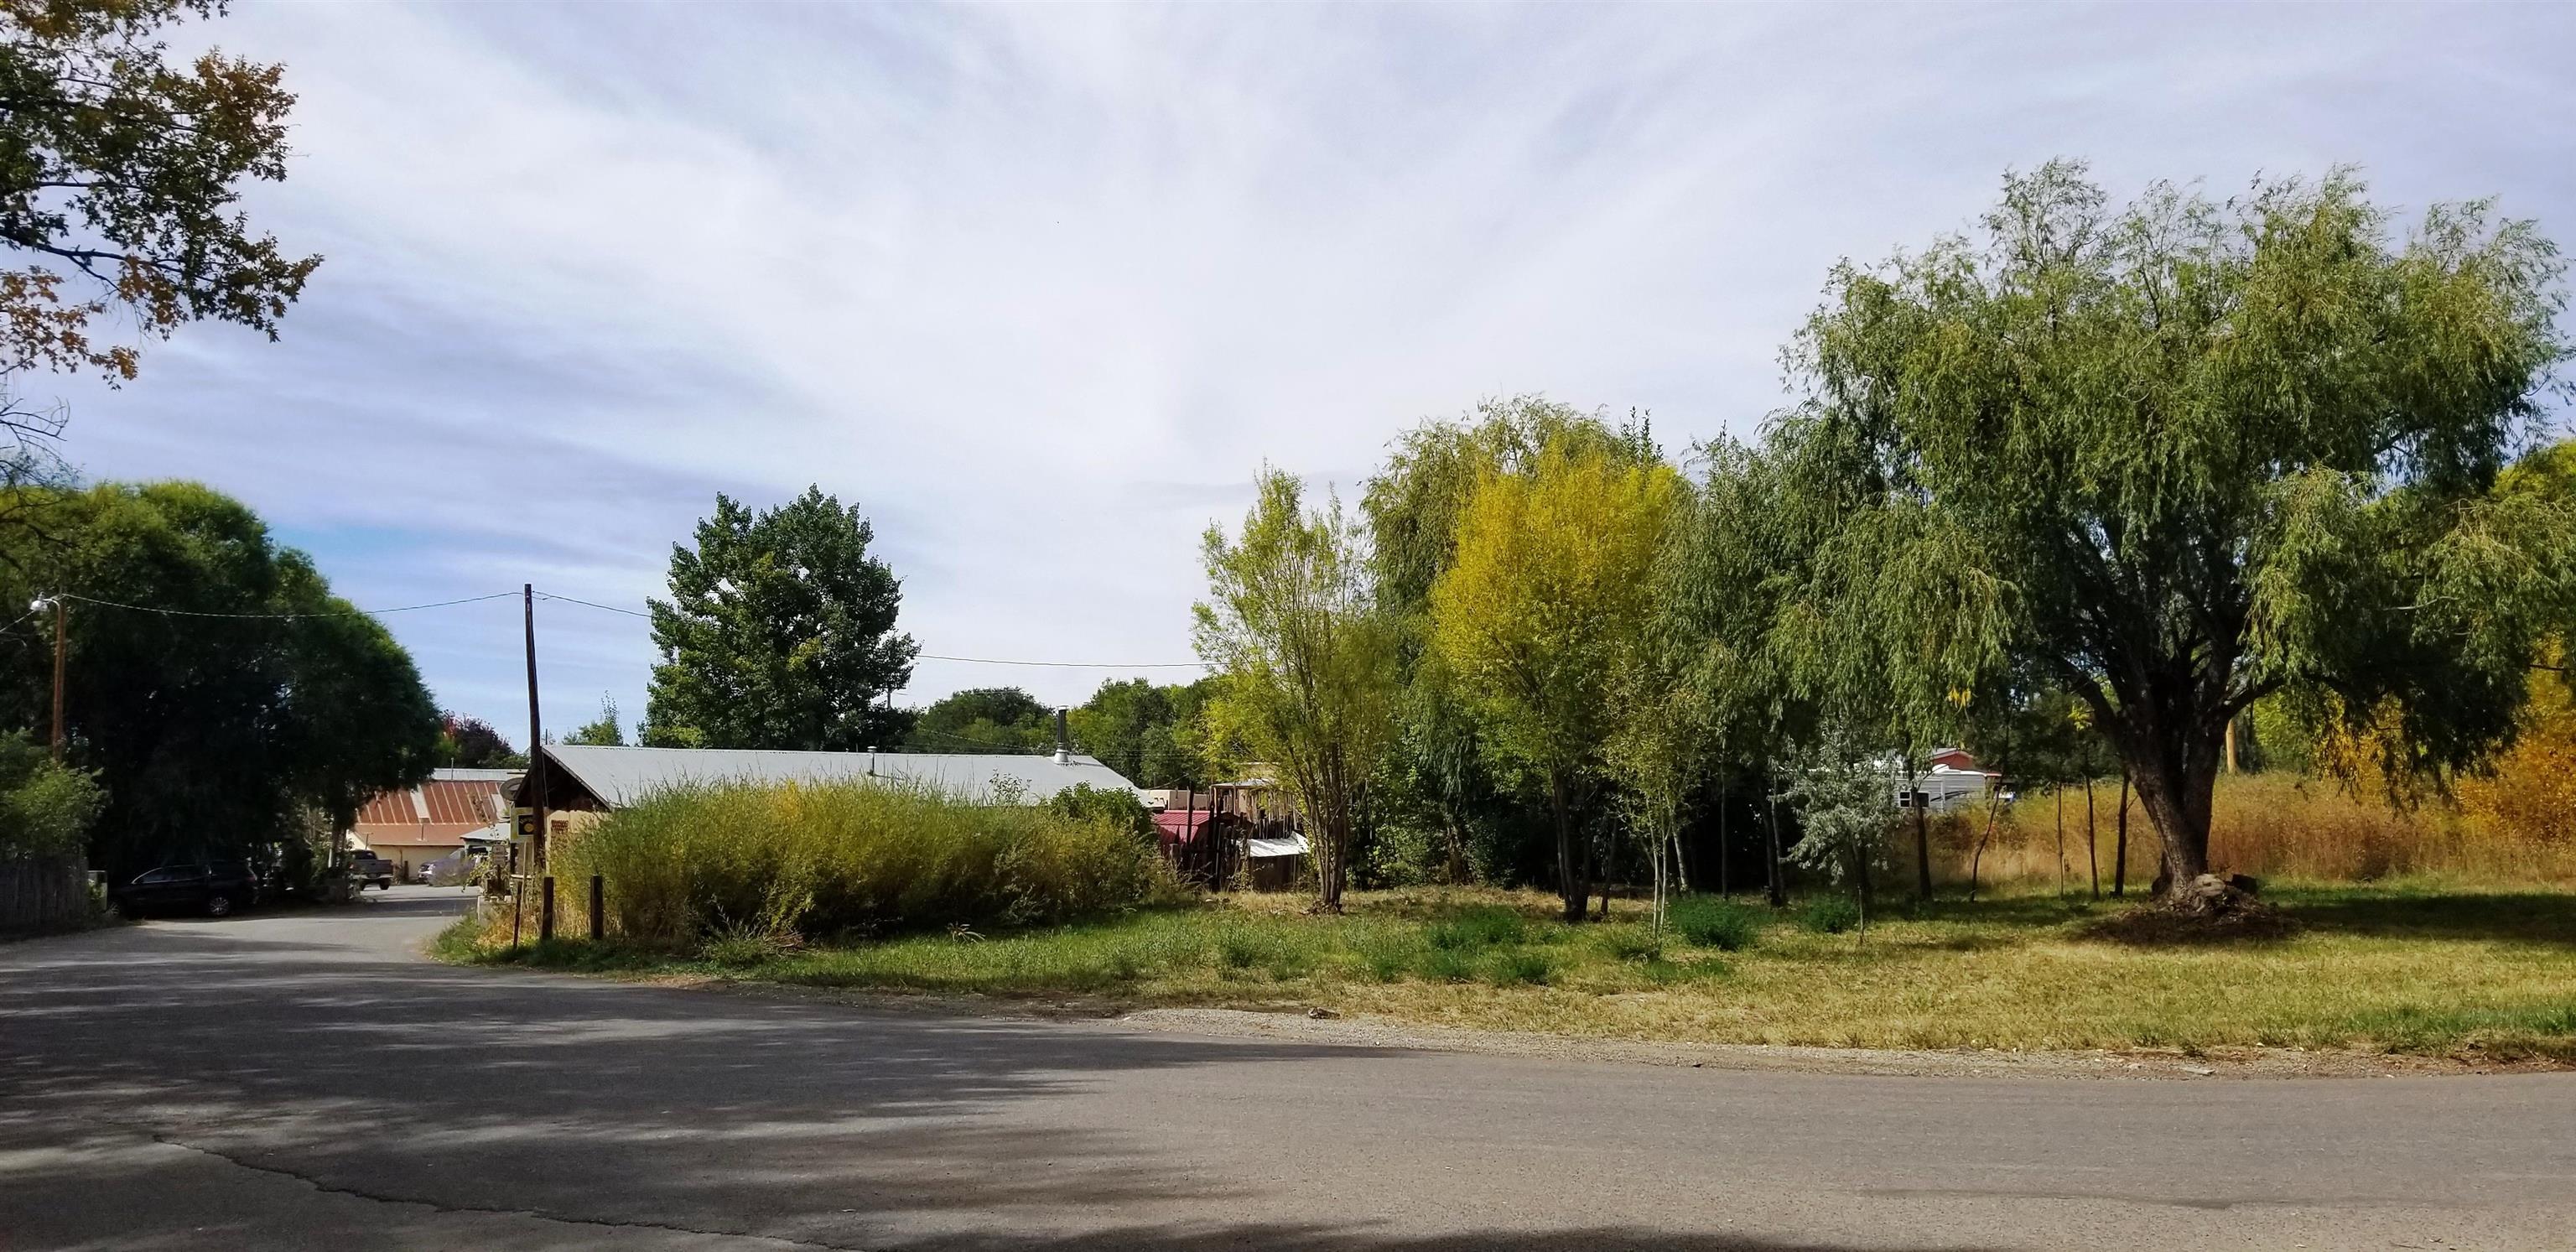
[{"left": 589, "top": 874, "right": 604, "bottom": 941}]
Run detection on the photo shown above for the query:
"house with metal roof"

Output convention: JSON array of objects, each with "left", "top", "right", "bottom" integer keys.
[
  {"left": 522, "top": 743, "right": 1140, "bottom": 813},
  {"left": 348, "top": 767, "right": 517, "bottom": 880}
]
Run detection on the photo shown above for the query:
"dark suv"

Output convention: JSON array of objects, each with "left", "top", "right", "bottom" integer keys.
[{"left": 112, "top": 860, "right": 262, "bottom": 917}]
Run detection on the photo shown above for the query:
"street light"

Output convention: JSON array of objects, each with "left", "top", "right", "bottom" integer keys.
[{"left": 29, "top": 596, "right": 62, "bottom": 763}]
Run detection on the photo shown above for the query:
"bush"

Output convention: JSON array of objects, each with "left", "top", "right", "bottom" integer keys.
[
  {"left": 558, "top": 778, "right": 1176, "bottom": 945},
  {"left": 1799, "top": 895, "right": 1862, "bottom": 935},
  {"left": 1669, "top": 896, "right": 1760, "bottom": 950},
  {"left": 1044, "top": 782, "right": 1156, "bottom": 844},
  {"left": 0, "top": 731, "right": 102, "bottom": 860}
]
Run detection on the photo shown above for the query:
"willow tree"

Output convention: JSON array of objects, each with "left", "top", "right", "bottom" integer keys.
[
  {"left": 1432, "top": 441, "right": 1680, "bottom": 921},
  {"left": 1194, "top": 467, "right": 1397, "bottom": 911},
  {"left": 1778, "top": 162, "right": 2569, "bottom": 900}
]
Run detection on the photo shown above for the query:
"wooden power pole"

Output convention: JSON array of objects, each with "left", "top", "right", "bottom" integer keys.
[
  {"left": 45, "top": 598, "right": 65, "bottom": 764},
  {"left": 523, "top": 584, "right": 548, "bottom": 870}
]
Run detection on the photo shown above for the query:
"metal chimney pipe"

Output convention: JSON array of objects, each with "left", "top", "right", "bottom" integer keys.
[{"left": 1054, "top": 709, "right": 1071, "bottom": 765}]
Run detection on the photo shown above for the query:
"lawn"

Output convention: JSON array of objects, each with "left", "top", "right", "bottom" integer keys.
[{"left": 442, "top": 881, "right": 2576, "bottom": 1062}]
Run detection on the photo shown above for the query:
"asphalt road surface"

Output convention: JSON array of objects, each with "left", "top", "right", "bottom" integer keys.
[{"left": 4, "top": 887, "right": 2572, "bottom": 1251}]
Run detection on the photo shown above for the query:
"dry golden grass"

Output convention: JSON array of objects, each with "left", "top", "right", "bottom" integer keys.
[
  {"left": 449, "top": 882, "right": 2576, "bottom": 1062},
  {"left": 1930, "top": 772, "right": 2576, "bottom": 891}
]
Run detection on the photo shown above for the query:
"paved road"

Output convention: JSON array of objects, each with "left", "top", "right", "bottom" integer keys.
[{"left": 4, "top": 888, "right": 2572, "bottom": 1251}]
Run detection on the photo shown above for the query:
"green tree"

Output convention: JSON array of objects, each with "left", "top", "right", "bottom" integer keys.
[
  {"left": 1774, "top": 162, "right": 2569, "bottom": 898},
  {"left": 0, "top": 1, "right": 319, "bottom": 491},
  {"left": 0, "top": 482, "right": 439, "bottom": 875},
  {"left": 1779, "top": 738, "right": 1896, "bottom": 939},
  {"left": 1194, "top": 467, "right": 1398, "bottom": 912},
  {"left": 564, "top": 694, "right": 626, "bottom": 747},
  {"left": 645, "top": 487, "right": 918, "bottom": 751},
  {"left": 1068, "top": 677, "right": 1215, "bottom": 788},
  {"left": 906, "top": 686, "right": 1051, "bottom": 752},
  {"left": 1431, "top": 440, "right": 1680, "bottom": 920},
  {"left": 1363, "top": 397, "right": 1659, "bottom": 886},
  {"left": 434, "top": 714, "right": 522, "bottom": 768}
]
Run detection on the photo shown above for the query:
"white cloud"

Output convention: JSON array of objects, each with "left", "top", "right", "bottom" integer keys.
[{"left": 62, "top": 0, "right": 2576, "bottom": 740}]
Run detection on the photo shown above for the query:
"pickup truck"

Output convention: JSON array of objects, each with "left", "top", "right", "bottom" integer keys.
[{"left": 349, "top": 853, "right": 397, "bottom": 891}]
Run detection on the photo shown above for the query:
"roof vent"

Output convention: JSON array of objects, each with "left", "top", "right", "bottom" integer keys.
[{"left": 1054, "top": 709, "right": 1072, "bottom": 766}]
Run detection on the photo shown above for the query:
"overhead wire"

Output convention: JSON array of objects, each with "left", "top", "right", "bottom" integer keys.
[
  {"left": 29, "top": 585, "right": 1208, "bottom": 670},
  {"left": 533, "top": 590, "right": 1207, "bottom": 669},
  {"left": 53, "top": 590, "right": 522, "bottom": 620}
]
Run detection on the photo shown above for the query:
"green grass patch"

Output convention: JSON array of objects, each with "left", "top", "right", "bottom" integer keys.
[{"left": 441, "top": 883, "right": 2576, "bottom": 1062}]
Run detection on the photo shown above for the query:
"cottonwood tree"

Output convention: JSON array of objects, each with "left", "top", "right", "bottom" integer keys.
[
  {"left": 1193, "top": 467, "right": 1396, "bottom": 912},
  {"left": 1432, "top": 440, "right": 1680, "bottom": 921},
  {"left": 1775, "top": 162, "right": 2570, "bottom": 901},
  {"left": 564, "top": 695, "right": 626, "bottom": 747},
  {"left": 646, "top": 488, "right": 918, "bottom": 751},
  {"left": 0, "top": 0, "right": 319, "bottom": 496}
]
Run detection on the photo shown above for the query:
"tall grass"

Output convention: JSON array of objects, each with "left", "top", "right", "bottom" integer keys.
[
  {"left": 1916, "top": 772, "right": 2576, "bottom": 891},
  {"left": 553, "top": 778, "right": 1176, "bottom": 944}
]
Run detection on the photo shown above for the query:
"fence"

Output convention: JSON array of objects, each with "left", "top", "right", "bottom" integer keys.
[{"left": 0, "top": 856, "right": 91, "bottom": 931}]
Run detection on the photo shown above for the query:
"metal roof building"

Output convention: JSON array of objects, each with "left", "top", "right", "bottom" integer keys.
[{"left": 527, "top": 744, "right": 1140, "bottom": 810}]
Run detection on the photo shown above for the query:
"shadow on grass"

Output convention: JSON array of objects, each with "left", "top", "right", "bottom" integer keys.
[{"left": 2273, "top": 889, "right": 2576, "bottom": 947}]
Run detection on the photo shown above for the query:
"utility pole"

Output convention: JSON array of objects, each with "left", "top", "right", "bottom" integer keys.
[
  {"left": 42, "top": 598, "right": 63, "bottom": 764},
  {"left": 523, "top": 584, "right": 548, "bottom": 870}
]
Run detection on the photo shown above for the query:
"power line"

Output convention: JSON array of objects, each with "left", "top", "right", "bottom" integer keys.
[
  {"left": 54, "top": 590, "right": 521, "bottom": 620},
  {"left": 535, "top": 589, "right": 1208, "bottom": 669}
]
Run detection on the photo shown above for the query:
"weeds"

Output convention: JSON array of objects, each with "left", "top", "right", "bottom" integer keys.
[
  {"left": 1670, "top": 896, "right": 1761, "bottom": 950},
  {"left": 553, "top": 777, "right": 1176, "bottom": 944},
  {"left": 1799, "top": 896, "right": 1862, "bottom": 935},
  {"left": 446, "top": 884, "right": 2576, "bottom": 1062}
]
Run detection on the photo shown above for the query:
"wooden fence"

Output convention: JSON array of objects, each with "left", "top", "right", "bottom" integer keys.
[{"left": 0, "top": 856, "right": 91, "bottom": 931}]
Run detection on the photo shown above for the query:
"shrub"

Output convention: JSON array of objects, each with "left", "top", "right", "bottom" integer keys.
[
  {"left": 1483, "top": 949, "right": 1551, "bottom": 986},
  {"left": 557, "top": 778, "right": 1175, "bottom": 945},
  {"left": 1426, "top": 905, "right": 1527, "bottom": 950},
  {"left": 1799, "top": 895, "right": 1862, "bottom": 935},
  {"left": 1045, "top": 782, "right": 1156, "bottom": 843},
  {"left": 0, "top": 731, "right": 102, "bottom": 860},
  {"left": 1669, "top": 896, "right": 1760, "bottom": 950}
]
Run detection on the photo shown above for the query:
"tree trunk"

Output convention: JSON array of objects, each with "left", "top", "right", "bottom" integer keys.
[
  {"left": 1717, "top": 783, "right": 1730, "bottom": 897},
  {"left": 1763, "top": 784, "right": 1787, "bottom": 908},
  {"left": 2120, "top": 730, "right": 2220, "bottom": 897},
  {"left": 2084, "top": 777, "right": 2099, "bottom": 901},
  {"left": 1912, "top": 791, "right": 1933, "bottom": 902},
  {"left": 2054, "top": 785, "right": 2066, "bottom": 894},
  {"left": 2113, "top": 772, "right": 2131, "bottom": 897},
  {"left": 1550, "top": 771, "right": 1584, "bottom": 922}
]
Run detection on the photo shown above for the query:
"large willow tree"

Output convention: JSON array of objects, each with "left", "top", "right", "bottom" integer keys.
[{"left": 1777, "top": 162, "right": 2569, "bottom": 900}]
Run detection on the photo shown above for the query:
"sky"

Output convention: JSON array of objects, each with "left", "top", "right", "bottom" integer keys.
[{"left": 51, "top": 1, "right": 2576, "bottom": 747}]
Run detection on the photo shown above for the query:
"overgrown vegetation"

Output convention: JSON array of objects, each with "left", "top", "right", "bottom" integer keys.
[
  {"left": 548, "top": 778, "right": 1176, "bottom": 944},
  {"left": 448, "top": 884, "right": 2576, "bottom": 1062}
]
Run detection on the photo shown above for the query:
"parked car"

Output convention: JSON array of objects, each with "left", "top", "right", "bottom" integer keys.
[
  {"left": 349, "top": 853, "right": 397, "bottom": 891},
  {"left": 111, "top": 861, "right": 262, "bottom": 917}
]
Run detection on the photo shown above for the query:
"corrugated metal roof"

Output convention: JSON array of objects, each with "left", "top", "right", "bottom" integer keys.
[{"left": 541, "top": 745, "right": 1139, "bottom": 808}]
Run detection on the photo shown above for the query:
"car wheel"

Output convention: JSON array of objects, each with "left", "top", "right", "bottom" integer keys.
[{"left": 205, "top": 893, "right": 235, "bottom": 918}]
